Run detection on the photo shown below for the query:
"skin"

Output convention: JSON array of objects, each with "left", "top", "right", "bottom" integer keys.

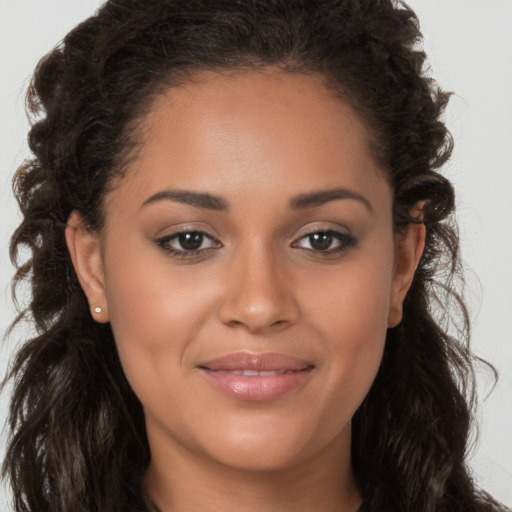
[{"left": 66, "top": 69, "right": 425, "bottom": 512}]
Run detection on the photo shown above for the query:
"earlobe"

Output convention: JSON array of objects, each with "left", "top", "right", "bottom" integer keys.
[
  {"left": 387, "top": 215, "right": 426, "bottom": 328},
  {"left": 65, "top": 211, "right": 109, "bottom": 323}
]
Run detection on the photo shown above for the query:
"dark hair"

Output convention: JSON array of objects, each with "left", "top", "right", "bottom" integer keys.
[{"left": 2, "top": 1, "right": 503, "bottom": 511}]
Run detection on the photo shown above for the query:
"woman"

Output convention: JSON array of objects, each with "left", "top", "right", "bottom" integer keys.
[{"left": 2, "top": 1, "right": 509, "bottom": 511}]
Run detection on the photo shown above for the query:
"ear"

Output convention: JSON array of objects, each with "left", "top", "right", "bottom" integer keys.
[
  {"left": 387, "top": 204, "right": 426, "bottom": 328},
  {"left": 65, "top": 211, "right": 109, "bottom": 323}
]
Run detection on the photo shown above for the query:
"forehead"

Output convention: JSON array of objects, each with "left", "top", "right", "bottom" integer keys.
[
  {"left": 142, "top": 69, "right": 374, "bottom": 157},
  {"left": 106, "top": 69, "right": 391, "bottom": 216}
]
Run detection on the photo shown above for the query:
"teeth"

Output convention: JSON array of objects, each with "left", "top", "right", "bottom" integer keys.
[{"left": 229, "top": 370, "right": 286, "bottom": 376}]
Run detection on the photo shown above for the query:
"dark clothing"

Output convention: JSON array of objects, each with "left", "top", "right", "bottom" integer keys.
[
  {"left": 124, "top": 494, "right": 510, "bottom": 512},
  {"left": 123, "top": 473, "right": 510, "bottom": 512}
]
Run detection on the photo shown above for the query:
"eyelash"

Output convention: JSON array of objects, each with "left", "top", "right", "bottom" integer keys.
[
  {"left": 156, "top": 230, "right": 222, "bottom": 259},
  {"left": 291, "top": 229, "right": 356, "bottom": 256},
  {"left": 155, "top": 229, "right": 356, "bottom": 259}
]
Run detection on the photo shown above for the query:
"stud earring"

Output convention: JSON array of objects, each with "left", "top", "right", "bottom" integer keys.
[{"left": 94, "top": 307, "right": 102, "bottom": 314}]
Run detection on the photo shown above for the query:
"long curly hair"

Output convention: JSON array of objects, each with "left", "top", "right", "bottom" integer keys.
[{"left": 2, "top": 1, "right": 501, "bottom": 511}]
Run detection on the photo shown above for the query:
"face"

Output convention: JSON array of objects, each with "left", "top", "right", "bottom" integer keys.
[{"left": 68, "top": 69, "right": 423, "bottom": 475}]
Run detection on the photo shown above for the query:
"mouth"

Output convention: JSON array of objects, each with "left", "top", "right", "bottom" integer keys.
[{"left": 197, "top": 352, "right": 314, "bottom": 401}]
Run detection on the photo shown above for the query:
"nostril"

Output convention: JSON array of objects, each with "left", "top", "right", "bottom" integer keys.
[{"left": 225, "top": 318, "right": 290, "bottom": 332}]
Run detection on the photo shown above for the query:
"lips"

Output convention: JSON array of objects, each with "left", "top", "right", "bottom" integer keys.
[{"left": 198, "top": 352, "right": 314, "bottom": 401}]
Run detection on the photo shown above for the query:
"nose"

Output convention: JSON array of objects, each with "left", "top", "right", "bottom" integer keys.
[{"left": 218, "top": 245, "right": 300, "bottom": 333}]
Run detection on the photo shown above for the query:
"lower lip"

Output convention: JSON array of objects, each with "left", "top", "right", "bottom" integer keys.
[{"left": 200, "top": 368, "right": 314, "bottom": 401}]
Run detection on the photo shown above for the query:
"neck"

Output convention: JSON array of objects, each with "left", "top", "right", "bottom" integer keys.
[{"left": 143, "top": 428, "right": 361, "bottom": 512}]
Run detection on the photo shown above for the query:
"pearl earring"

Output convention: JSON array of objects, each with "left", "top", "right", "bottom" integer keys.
[{"left": 94, "top": 307, "right": 102, "bottom": 314}]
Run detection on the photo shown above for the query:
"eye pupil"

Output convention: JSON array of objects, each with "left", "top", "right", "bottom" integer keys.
[
  {"left": 310, "top": 232, "right": 333, "bottom": 251},
  {"left": 178, "top": 232, "right": 203, "bottom": 250}
]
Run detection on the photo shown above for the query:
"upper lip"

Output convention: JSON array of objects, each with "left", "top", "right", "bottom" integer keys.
[{"left": 198, "top": 352, "right": 313, "bottom": 372}]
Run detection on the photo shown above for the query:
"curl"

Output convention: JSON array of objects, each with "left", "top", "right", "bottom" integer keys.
[{"left": 3, "top": 1, "right": 503, "bottom": 511}]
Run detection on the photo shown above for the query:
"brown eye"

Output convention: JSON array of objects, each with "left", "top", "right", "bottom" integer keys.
[
  {"left": 156, "top": 230, "right": 221, "bottom": 256},
  {"left": 309, "top": 232, "right": 334, "bottom": 251},
  {"left": 292, "top": 229, "right": 356, "bottom": 255},
  {"left": 178, "top": 232, "right": 205, "bottom": 251}
]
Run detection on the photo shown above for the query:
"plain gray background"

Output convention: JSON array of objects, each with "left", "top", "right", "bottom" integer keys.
[{"left": 1, "top": 0, "right": 511, "bottom": 508}]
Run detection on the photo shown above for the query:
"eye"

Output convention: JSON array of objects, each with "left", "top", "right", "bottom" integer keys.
[
  {"left": 156, "top": 230, "right": 222, "bottom": 257},
  {"left": 292, "top": 229, "right": 355, "bottom": 255}
]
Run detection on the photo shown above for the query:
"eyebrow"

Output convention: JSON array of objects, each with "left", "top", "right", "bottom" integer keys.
[
  {"left": 141, "top": 189, "right": 229, "bottom": 211},
  {"left": 141, "top": 186, "right": 373, "bottom": 213},
  {"left": 290, "top": 187, "right": 373, "bottom": 213}
]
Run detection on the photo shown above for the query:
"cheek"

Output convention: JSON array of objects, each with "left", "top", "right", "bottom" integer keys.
[
  {"left": 308, "top": 246, "right": 394, "bottom": 340},
  {"left": 304, "top": 246, "right": 394, "bottom": 402},
  {"left": 101, "top": 247, "right": 216, "bottom": 397}
]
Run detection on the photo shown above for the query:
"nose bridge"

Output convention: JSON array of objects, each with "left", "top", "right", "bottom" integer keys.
[{"left": 219, "top": 238, "right": 298, "bottom": 332}]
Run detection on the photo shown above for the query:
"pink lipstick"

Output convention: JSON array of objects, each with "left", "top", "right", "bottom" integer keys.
[{"left": 198, "top": 352, "right": 314, "bottom": 401}]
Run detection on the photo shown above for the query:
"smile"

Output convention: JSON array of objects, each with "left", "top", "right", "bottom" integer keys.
[
  {"left": 198, "top": 352, "right": 314, "bottom": 401},
  {"left": 224, "top": 370, "right": 296, "bottom": 376}
]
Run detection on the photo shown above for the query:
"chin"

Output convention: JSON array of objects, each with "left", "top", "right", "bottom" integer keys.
[
  {"left": 195, "top": 414, "right": 349, "bottom": 474},
  {"left": 210, "top": 445, "right": 308, "bottom": 473}
]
